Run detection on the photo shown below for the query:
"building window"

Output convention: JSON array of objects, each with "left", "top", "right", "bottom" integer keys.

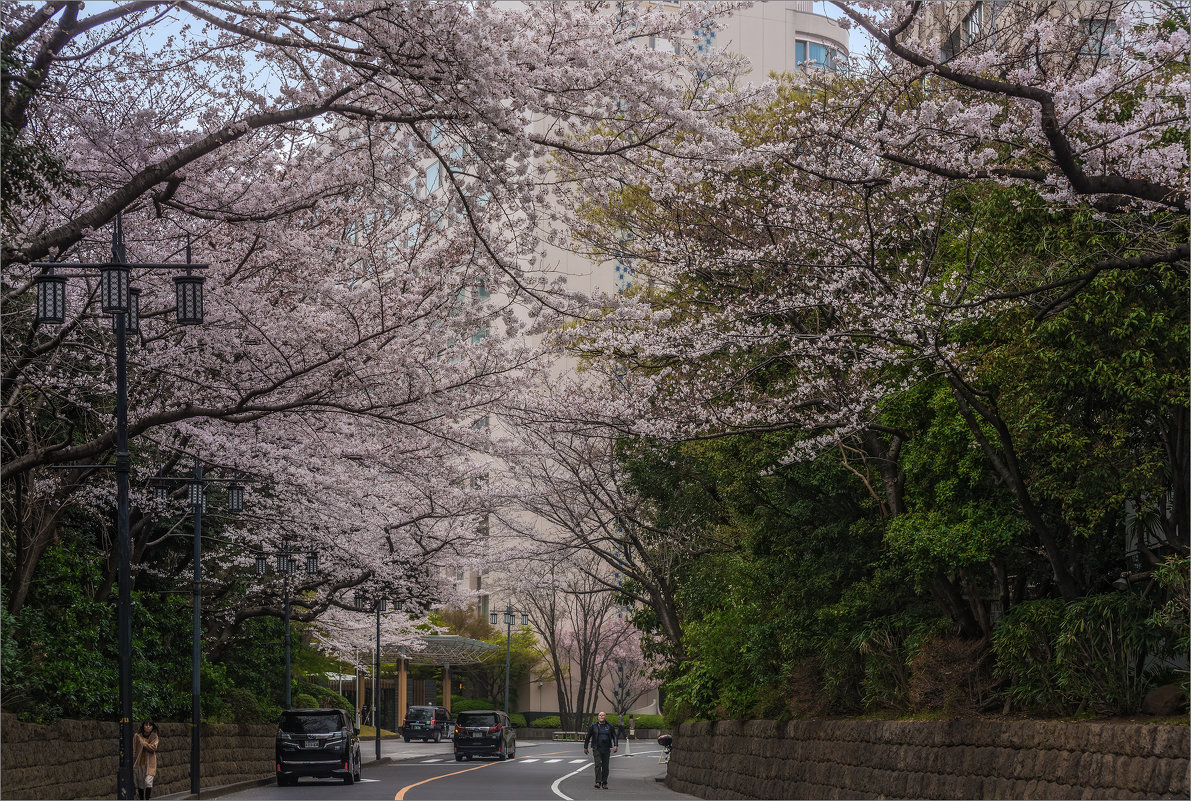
[
  {"left": 1080, "top": 18, "right": 1116, "bottom": 57},
  {"left": 962, "top": 4, "right": 982, "bottom": 46},
  {"left": 648, "top": 35, "right": 679, "bottom": 54},
  {"left": 796, "top": 39, "right": 844, "bottom": 72},
  {"left": 940, "top": 4, "right": 983, "bottom": 61}
]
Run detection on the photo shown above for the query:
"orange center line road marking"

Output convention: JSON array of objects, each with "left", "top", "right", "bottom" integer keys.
[
  {"left": 395, "top": 761, "right": 496, "bottom": 800},
  {"left": 392, "top": 748, "right": 581, "bottom": 800}
]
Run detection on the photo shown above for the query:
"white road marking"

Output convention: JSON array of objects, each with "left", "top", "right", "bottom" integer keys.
[
  {"left": 421, "top": 758, "right": 445, "bottom": 763},
  {"left": 520, "top": 758, "right": 540, "bottom": 763},
  {"left": 551, "top": 750, "right": 663, "bottom": 799},
  {"left": 550, "top": 761, "right": 590, "bottom": 801},
  {"left": 545, "top": 759, "right": 564, "bottom": 763}
]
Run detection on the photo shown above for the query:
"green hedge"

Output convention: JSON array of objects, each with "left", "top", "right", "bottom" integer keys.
[
  {"left": 529, "top": 713, "right": 665, "bottom": 729},
  {"left": 450, "top": 697, "right": 497, "bottom": 712}
]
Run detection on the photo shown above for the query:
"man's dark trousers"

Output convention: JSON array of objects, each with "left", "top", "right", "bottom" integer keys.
[{"left": 593, "top": 747, "right": 611, "bottom": 786}]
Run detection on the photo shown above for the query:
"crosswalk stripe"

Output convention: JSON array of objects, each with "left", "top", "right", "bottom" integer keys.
[
  {"left": 520, "top": 758, "right": 540, "bottom": 763},
  {"left": 570, "top": 759, "right": 587, "bottom": 764},
  {"left": 545, "top": 759, "right": 563, "bottom": 763},
  {"left": 421, "top": 758, "right": 444, "bottom": 763}
]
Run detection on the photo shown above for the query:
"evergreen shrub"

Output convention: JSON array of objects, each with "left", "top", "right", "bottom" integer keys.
[{"left": 994, "top": 593, "right": 1167, "bottom": 715}]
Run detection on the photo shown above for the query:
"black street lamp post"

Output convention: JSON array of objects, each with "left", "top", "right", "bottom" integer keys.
[
  {"left": 32, "top": 215, "right": 206, "bottom": 801},
  {"left": 355, "top": 592, "right": 389, "bottom": 761},
  {"left": 153, "top": 458, "right": 245, "bottom": 797},
  {"left": 256, "top": 538, "right": 319, "bottom": 710},
  {"left": 489, "top": 603, "right": 529, "bottom": 717}
]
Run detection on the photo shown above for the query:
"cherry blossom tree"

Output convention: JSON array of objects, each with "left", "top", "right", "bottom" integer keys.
[
  {"left": 506, "top": 548, "right": 639, "bottom": 729},
  {"left": 493, "top": 407, "right": 743, "bottom": 663},
  {"left": 2, "top": 0, "right": 750, "bottom": 632},
  {"left": 596, "top": 619, "right": 657, "bottom": 721}
]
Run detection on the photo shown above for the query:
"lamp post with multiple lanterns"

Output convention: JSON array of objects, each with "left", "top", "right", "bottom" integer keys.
[
  {"left": 355, "top": 592, "right": 392, "bottom": 761},
  {"left": 152, "top": 457, "right": 245, "bottom": 797},
  {"left": 31, "top": 214, "right": 206, "bottom": 801},
  {"left": 489, "top": 603, "right": 529, "bottom": 718},
  {"left": 256, "top": 537, "right": 319, "bottom": 710}
]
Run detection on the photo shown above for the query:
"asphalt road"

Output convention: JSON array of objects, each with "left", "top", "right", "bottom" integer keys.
[{"left": 221, "top": 739, "right": 693, "bottom": 801}]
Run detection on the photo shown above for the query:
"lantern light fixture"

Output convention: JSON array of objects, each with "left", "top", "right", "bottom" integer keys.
[
  {"left": 175, "top": 273, "right": 205, "bottom": 325},
  {"left": 111, "top": 287, "right": 141, "bottom": 333},
  {"left": 35, "top": 271, "right": 67, "bottom": 325},
  {"left": 100, "top": 262, "right": 131, "bottom": 314},
  {"left": 152, "top": 473, "right": 170, "bottom": 503},
  {"left": 227, "top": 480, "right": 244, "bottom": 514}
]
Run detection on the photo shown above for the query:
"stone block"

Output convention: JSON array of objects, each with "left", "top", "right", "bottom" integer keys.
[
  {"left": 743, "top": 719, "right": 778, "bottom": 739},
  {"left": 715, "top": 720, "right": 744, "bottom": 738},
  {"left": 1165, "top": 758, "right": 1190, "bottom": 797},
  {"left": 1153, "top": 724, "right": 1190, "bottom": 760}
]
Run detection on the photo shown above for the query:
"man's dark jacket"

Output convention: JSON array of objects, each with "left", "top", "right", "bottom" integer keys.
[{"left": 584, "top": 720, "right": 618, "bottom": 750}]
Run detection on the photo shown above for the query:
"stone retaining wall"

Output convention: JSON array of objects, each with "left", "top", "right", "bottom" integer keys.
[
  {"left": 1, "top": 714, "right": 273, "bottom": 800},
  {"left": 666, "top": 719, "right": 1189, "bottom": 800}
]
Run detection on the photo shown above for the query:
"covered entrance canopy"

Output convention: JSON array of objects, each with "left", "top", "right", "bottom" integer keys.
[
  {"left": 384, "top": 634, "right": 498, "bottom": 724},
  {"left": 395, "top": 634, "right": 498, "bottom": 666}
]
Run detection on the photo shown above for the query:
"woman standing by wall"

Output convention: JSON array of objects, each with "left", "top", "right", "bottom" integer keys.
[{"left": 132, "top": 720, "right": 159, "bottom": 799}]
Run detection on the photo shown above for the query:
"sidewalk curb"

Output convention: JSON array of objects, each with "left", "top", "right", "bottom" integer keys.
[{"left": 158, "top": 757, "right": 396, "bottom": 800}]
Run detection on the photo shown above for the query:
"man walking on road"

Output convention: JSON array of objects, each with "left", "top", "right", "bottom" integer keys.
[{"left": 583, "top": 711, "right": 619, "bottom": 789}]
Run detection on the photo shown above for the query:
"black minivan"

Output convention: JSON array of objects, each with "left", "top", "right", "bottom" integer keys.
[
  {"left": 453, "top": 709, "right": 516, "bottom": 761},
  {"left": 275, "top": 708, "right": 362, "bottom": 786},
  {"left": 401, "top": 705, "right": 453, "bottom": 742}
]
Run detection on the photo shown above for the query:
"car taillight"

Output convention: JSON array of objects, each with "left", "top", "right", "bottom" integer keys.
[{"left": 488, "top": 724, "right": 502, "bottom": 733}]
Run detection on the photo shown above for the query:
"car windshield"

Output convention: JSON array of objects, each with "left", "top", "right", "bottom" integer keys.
[
  {"left": 279, "top": 711, "right": 343, "bottom": 734},
  {"left": 407, "top": 708, "right": 433, "bottom": 721},
  {"left": 458, "top": 713, "right": 498, "bottom": 727}
]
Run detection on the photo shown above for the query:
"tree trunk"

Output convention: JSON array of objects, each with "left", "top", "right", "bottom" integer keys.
[{"left": 946, "top": 374, "right": 1082, "bottom": 599}]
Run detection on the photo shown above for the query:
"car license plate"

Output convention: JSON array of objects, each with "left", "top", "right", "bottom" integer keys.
[{"left": 303, "top": 740, "right": 319, "bottom": 749}]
